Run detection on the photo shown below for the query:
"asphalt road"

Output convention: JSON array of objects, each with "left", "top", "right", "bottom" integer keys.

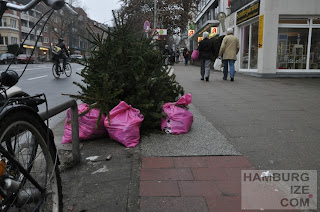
[{"left": 0, "top": 62, "right": 84, "bottom": 127}]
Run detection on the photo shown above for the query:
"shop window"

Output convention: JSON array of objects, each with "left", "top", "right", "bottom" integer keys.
[
  {"left": 240, "top": 25, "right": 250, "bottom": 69},
  {"left": 250, "top": 22, "right": 259, "bottom": 69},
  {"left": 279, "top": 18, "right": 308, "bottom": 24},
  {"left": 309, "top": 28, "right": 320, "bottom": 69},
  {"left": 313, "top": 18, "right": 320, "bottom": 25},
  {"left": 277, "top": 28, "right": 309, "bottom": 69}
]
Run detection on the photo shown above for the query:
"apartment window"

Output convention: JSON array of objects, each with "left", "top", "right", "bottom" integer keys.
[
  {"left": 21, "top": 20, "right": 28, "bottom": 27},
  {"left": 11, "top": 37, "right": 18, "bottom": 44},
  {"left": 0, "top": 18, "right": 7, "bottom": 27},
  {"left": 54, "top": 17, "right": 58, "bottom": 23},
  {"left": 43, "top": 37, "right": 49, "bottom": 43},
  {"left": 0, "top": 36, "right": 8, "bottom": 45},
  {"left": 44, "top": 26, "right": 48, "bottom": 32},
  {"left": 10, "top": 19, "right": 17, "bottom": 28},
  {"left": 28, "top": 10, "right": 34, "bottom": 16},
  {"left": 22, "top": 32, "right": 29, "bottom": 40},
  {"left": 29, "top": 22, "right": 34, "bottom": 28}
]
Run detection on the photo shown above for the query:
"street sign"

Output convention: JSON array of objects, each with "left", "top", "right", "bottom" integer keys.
[{"left": 144, "top": 21, "right": 150, "bottom": 32}]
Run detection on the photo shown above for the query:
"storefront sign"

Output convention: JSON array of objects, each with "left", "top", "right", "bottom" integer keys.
[
  {"left": 258, "top": 15, "right": 264, "bottom": 48},
  {"left": 40, "top": 47, "right": 49, "bottom": 51},
  {"left": 156, "top": 29, "right": 167, "bottom": 36},
  {"left": 23, "top": 45, "right": 34, "bottom": 49},
  {"left": 211, "top": 27, "right": 218, "bottom": 35},
  {"left": 236, "top": 0, "right": 260, "bottom": 25},
  {"left": 188, "top": 30, "right": 195, "bottom": 37}
]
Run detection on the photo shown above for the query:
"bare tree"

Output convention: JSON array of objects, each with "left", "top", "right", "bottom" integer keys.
[{"left": 120, "top": 0, "right": 200, "bottom": 36}]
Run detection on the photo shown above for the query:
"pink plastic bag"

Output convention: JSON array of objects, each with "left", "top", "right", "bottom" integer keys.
[
  {"left": 161, "top": 93, "right": 193, "bottom": 134},
  {"left": 191, "top": 49, "right": 200, "bottom": 61},
  {"left": 62, "top": 103, "right": 107, "bottom": 144},
  {"left": 104, "top": 101, "right": 144, "bottom": 148}
]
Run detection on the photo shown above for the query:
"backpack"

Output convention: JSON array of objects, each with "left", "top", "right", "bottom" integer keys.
[{"left": 52, "top": 46, "right": 62, "bottom": 55}]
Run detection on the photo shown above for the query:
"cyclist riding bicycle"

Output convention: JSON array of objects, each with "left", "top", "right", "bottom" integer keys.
[{"left": 53, "top": 38, "right": 69, "bottom": 70}]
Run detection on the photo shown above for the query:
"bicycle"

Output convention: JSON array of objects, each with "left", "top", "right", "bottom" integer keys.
[
  {"left": 52, "top": 59, "right": 72, "bottom": 79},
  {"left": 0, "top": 0, "right": 77, "bottom": 211}
]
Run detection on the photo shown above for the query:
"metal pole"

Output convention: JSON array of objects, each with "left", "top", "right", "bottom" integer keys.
[
  {"left": 154, "top": 0, "right": 156, "bottom": 29},
  {"left": 39, "top": 99, "right": 80, "bottom": 164},
  {"left": 70, "top": 103, "right": 80, "bottom": 163}
]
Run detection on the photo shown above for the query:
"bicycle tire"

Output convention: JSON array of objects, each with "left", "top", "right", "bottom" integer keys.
[
  {"left": 64, "top": 63, "right": 72, "bottom": 77},
  {"left": 52, "top": 63, "right": 61, "bottom": 79},
  {"left": 0, "top": 110, "right": 63, "bottom": 211}
]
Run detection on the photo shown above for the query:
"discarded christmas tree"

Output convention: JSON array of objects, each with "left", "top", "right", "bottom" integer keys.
[{"left": 70, "top": 15, "right": 184, "bottom": 134}]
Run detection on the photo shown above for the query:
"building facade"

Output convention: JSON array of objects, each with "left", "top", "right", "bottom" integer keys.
[
  {"left": 0, "top": 9, "right": 20, "bottom": 53},
  {"left": 0, "top": 0, "right": 105, "bottom": 61},
  {"left": 190, "top": 0, "right": 320, "bottom": 77}
]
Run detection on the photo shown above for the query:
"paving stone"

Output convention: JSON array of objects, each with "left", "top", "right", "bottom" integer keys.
[
  {"left": 206, "top": 156, "right": 254, "bottom": 168},
  {"left": 139, "top": 181, "right": 180, "bottom": 197},
  {"left": 140, "top": 196, "right": 209, "bottom": 212},
  {"left": 142, "top": 157, "right": 174, "bottom": 169},
  {"left": 173, "top": 156, "right": 208, "bottom": 168},
  {"left": 179, "top": 181, "right": 220, "bottom": 197},
  {"left": 191, "top": 167, "right": 228, "bottom": 181},
  {"left": 140, "top": 168, "right": 194, "bottom": 181}
]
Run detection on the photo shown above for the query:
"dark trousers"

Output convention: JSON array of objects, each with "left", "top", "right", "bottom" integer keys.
[{"left": 54, "top": 54, "right": 67, "bottom": 69}]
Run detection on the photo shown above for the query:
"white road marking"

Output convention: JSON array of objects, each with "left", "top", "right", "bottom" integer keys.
[{"left": 28, "top": 75, "right": 48, "bottom": 80}]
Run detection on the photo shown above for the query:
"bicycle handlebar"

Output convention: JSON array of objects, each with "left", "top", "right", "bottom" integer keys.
[{"left": 4, "top": 0, "right": 77, "bottom": 14}]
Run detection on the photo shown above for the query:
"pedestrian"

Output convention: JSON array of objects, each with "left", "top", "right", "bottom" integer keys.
[
  {"left": 183, "top": 47, "right": 190, "bottom": 66},
  {"left": 170, "top": 48, "right": 175, "bottom": 65},
  {"left": 198, "top": 31, "right": 215, "bottom": 81},
  {"left": 176, "top": 49, "right": 180, "bottom": 63},
  {"left": 218, "top": 28, "right": 239, "bottom": 81},
  {"left": 162, "top": 45, "right": 170, "bottom": 66}
]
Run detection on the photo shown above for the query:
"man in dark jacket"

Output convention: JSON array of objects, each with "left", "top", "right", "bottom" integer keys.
[
  {"left": 54, "top": 38, "right": 69, "bottom": 70},
  {"left": 198, "top": 31, "right": 215, "bottom": 81},
  {"left": 183, "top": 47, "right": 190, "bottom": 66}
]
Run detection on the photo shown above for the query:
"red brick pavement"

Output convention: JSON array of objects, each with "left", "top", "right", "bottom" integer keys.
[{"left": 139, "top": 156, "right": 300, "bottom": 212}]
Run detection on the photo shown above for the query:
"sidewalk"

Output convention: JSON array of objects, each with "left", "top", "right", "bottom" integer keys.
[{"left": 53, "top": 63, "right": 320, "bottom": 211}]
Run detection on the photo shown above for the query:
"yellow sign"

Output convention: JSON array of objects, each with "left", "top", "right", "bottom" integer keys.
[
  {"left": 40, "top": 47, "right": 49, "bottom": 51},
  {"left": 188, "top": 30, "right": 195, "bottom": 37},
  {"left": 236, "top": 1, "right": 260, "bottom": 25},
  {"left": 198, "top": 37, "right": 203, "bottom": 42},
  {"left": 258, "top": 15, "right": 264, "bottom": 48}
]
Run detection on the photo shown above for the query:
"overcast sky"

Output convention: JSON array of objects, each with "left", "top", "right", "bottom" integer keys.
[{"left": 78, "top": 0, "right": 122, "bottom": 25}]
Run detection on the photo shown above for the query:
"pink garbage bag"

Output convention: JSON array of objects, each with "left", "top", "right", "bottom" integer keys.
[
  {"left": 104, "top": 101, "right": 144, "bottom": 148},
  {"left": 62, "top": 103, "right": 108, "bottom": 144},
  {"left": 161, "top": 93, "right": 193, "bottom": 134}
]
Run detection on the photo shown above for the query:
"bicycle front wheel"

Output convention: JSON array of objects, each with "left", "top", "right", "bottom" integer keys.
[
  {"left": 64, "top": 63, "right": 72, "bottom": 77},
  {"left": 52, "top": 63, "right": 61, "bottom": 79},
  {"left": 0, "top": 110, "right": 63, "bottom": 211}
]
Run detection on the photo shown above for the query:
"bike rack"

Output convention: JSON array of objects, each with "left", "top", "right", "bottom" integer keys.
[{"left": 39, "top": 100, "right": 80, "bottom": 164}]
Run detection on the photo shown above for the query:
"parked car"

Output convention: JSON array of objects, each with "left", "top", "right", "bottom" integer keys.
[
  {"left": 17, "top": 54, "right": 35, "bottom": 64},
  {"left": 70, "top": 54, "right": 83, "bottom": 62},
  {"left": 0, "top": 53, "right": 17, "bottom": 64}
]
